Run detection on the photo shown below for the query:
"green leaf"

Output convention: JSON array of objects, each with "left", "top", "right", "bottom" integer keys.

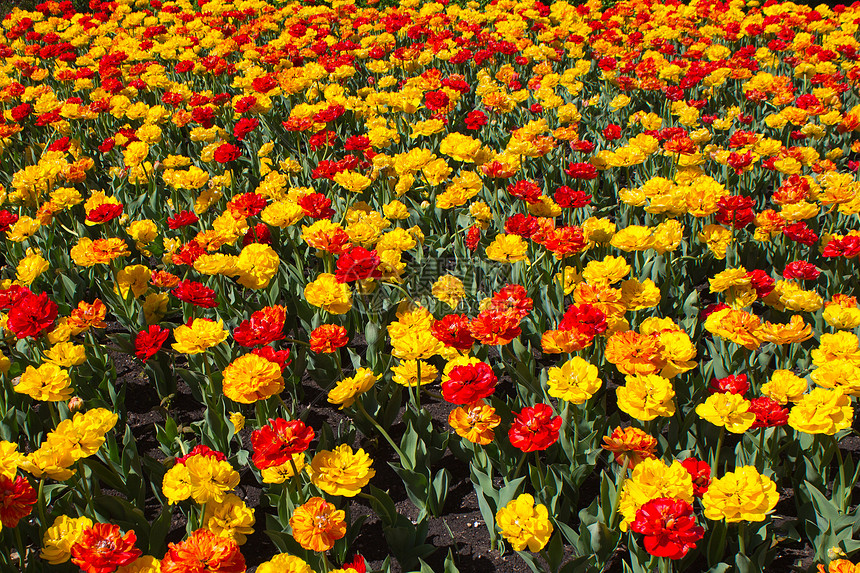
[
  {"left": 560, "top": 556, "right": 592, "bottom": 573},
  {"left": 586, "top": 521, "right": 618, "bottom": 557},
  {"left": 155, "top": 417, "right": 179, "bottom": 450},
  {"left": 93, "top": 494, "right": 150, "bottom": 540},
  {"left": 443, "top": 549, "right": 461, "bottom": 573},
  {"left": 390, "top": 462, "right": 430, "bottom": 513},
  {"left": 544, "top": 529, "right": 564, "bottom": 572},
  {"left": 707, "top": 520, "right": 728, "bottom": 566},
  {"left": 472, "top": 485, "right": 498, "bottom": 544},
  {"left": 554, "top": 519, "right": 581, "bottom": 549},
  {"left": 264, "top": 526, "right": 294, "bottom": 554},
  {"left": 805, "top": 480, "right": 841, "bottom": 523},
  {"left": 148, "top": 508, "right": 172, "bottom": 555},
  {"left": 366, "top": 485, "right": 399, "bottom": 526},
  {"left": 498, "top": 476, "right": 526, "bottom": 508},
  {"left": 430, "top": 468, "right": 451, "bottom": 516},
  {"left": 413, "top": 559, "right": 435, "bottom": 573},
  {"left": 626, "top": 533, "right": 651, "bottom": 573},
  {"left": 598, "top": 471, "right": 617, "bottom": 524},
  {"left": 735, "top": 552, "right": 755, "bottom": 573},
  {"left": 83, "top": 458, "right": 127, "bottom": 493},
  {"left": 399, "top": 424, "right": 421, "bottom": 472}
]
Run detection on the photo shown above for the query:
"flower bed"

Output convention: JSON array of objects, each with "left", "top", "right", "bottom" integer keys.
[{"left": 1, "top": 0, "right": 860, "bottom": 571}]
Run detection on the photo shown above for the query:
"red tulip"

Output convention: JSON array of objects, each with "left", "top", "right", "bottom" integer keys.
[{"left": 630, "top": 497, "right": 703, "bottom": 559}]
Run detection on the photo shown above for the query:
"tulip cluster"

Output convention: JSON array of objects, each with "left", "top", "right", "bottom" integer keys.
[{"left": 0, "top": 0, "right": 859, "bottom": 570}]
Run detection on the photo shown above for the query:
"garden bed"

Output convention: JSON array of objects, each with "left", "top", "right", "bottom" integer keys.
[{"left": 1, "top": 0, "right": 860, "bottom": 571}]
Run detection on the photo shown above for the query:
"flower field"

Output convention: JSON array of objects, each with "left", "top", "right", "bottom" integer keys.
[{"left": 1, "top": 0, "right": 860, "bottom": 570}]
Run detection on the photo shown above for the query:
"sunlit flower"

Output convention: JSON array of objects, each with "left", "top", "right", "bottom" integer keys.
[
  {"left": 602, "top": 427, "right": 657, "bottom": 469},
  {"left": 432, "top": 275, "right": 466, "bottom": 308},
  {"left": 222, "top": 353, "right": 284, "bottom": 404},
  {"left": 304, "top": 273, "right": 352, "bottom": 314},
  {"left": 256, "top": 554, "right": 313, "bottom": 573},
  {"left": 702, "top": 466, "right": 778, "bottom": 523},
  {"left": 234, "top": 243, "right": 279, "bottom": 290},
  {"left": 328, "top": 368, "right": 377, "bottom": 409},
  {"left": 41, "top": 515, "right": 94, "bottom": 564},
  {"left": 204, "top": 494, "right": 255, "bottom": 545},
  {"left": 310, "top": 324, "right": 349, "bottom": 354},
  {"left": 309, "top": 444, "right": 375, "bottom": 497},
  {"left": 616, "top": 374, "right": 676, "bottom": 421},
  {"left": 448, "top": 400, "right": 501, "bottom": 445},
  {"left": 71, "top": 523, "right": 141, "bottom": 573},
  {"left": 290, "top": 497, "right": 347, "bottom": 552},
  {"left": 605, "top": 331, "right": 665, "bottom": 376},
  {"left": 630, "top": 498, "right": 703, "bottom": 560},
  {"left": 161, "top": 529, "right": 245, "bottom": 573},
  {"left": 486, "top": 234, "right": 529, "bottom": 263},
  {"left": 546, "top": 357, "right": 601, "bottom": 404},
  {"left": 15, "top": 363, "right": 73, "bottom": 402},
  {"left": 0, "top": 474, "right": 36, "bottom": 528},
  {"left": 185, "top": 455, "right": 241, "bottom": 505},
  {"left": 696, "top": 393, "right": 756, "bottom": 433},
  {"left": 172, "top": 319, "right": 229, "bottom": 354},
  {"left": 788, "top": 388, "right": 853, "bottom": 435},
  {"left": 618, "top": 458, "right": 694, "bottom": 531},
  {"left": 495, "top": 494, "right": 553, "bottom": 552},
  {"left": 509, "top": 403, "right": 562, "bottom": 452}
]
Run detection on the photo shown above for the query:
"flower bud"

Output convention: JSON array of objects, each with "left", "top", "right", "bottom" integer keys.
[
  {"left": 68, "top": 396, "right": 84, "bottom": 412},
  {"left": 229, "top": 412, "right": 245, "bottom": 433}
]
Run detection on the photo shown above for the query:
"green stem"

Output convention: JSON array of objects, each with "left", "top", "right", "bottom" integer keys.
[
  {"left": 771, "top": 425, "right": 780, "bottom": 467},
  {"left": 756, "top": 428, "right": 766, "bottom": 472},
  {"left": 644, "top": 418, "right": 654, "bottom": 436},
  {"left": 738, "top": 521, "right": 747, "bottom": 556},
  {"left": 514, "top": 451, "right": 529, "bottom": 481},
  {"left": 355, "top": 399, "right": 406, "bottom": 461},
  {"left": 358, "top": 491, "right": 395, "bottom": 524},
  {"left": 36, "top": 477, "right": 48, "bottom": 535},
  {"left": 356, "top": 280, "right": 377, "bottom": 325},
  {"left": 201, "top": 353, "right": 214, "bottom": 400},
  {"left": 277, "top": 393, "right": 292, "bottom": 417},
  {"left": 539, "top": 548, "right": 553, "bottom": 573},
  {"left": 14, "top": 526, "right": 26, "bottom": 568},
  {"left": 558, "top": 259, "right": 567, "bottom": 320},
  {"left": 535, "top": 453, "right": 546, "bottom": 496},
  {"left": 288, "top": 455, "right": 302, "bottom": 481},
  {"left": 77, "top": 460, "right": 96, "bottom": 518},
  {"left": 609, "top": 458, "right": 630, "bottom": 528},
  {"left": 334, "top": 348, "right": 344, "bottom": 380},
  {"left": 47, "top": 402, "right": 61, "bottom": 427},
  {"left": 568, "top": 404, "right": 580, "bottom": 462},
  {"left": 659, "top": 556, "right": 671, "bottom": 573},
  {"left": 414, "top": 360, "right": 422, "bottom": 411},
  {"left": 835, "top": 436, "right": 849, "bottom": 513},
  {"left": 727, "top": 223, "right": 736, "bottom": 268},
  {"left": 712, "top": 426, "right": 726, "bottom": 477}
]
